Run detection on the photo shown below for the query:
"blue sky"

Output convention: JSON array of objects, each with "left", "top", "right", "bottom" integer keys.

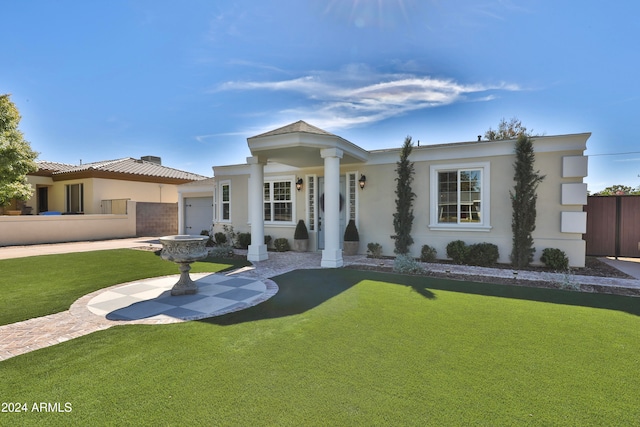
[{"left": 2, "top": 0, "right": 639, "bottom": 192}]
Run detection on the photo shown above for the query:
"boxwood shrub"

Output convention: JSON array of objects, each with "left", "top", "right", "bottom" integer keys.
[
  {"left": 420, "top": 244, "right": 437, "bottom": 262},
  {"left": 274, "top": 238, "right": 290, "bottom": 252},
  {"left": 446, "top": 240, "right": 470, "bottom": 264},
  {"left": 237, "top": 232, "right": 251, "bottom": 249},
  {"left": 541, "top": 248, "right": 569, "bottom": 271},
  {"left": 467, "top": 243, "right": 499, "bottom": 266}
]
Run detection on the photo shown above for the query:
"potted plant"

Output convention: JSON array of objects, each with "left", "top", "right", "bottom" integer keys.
[
  {"left": 293, "top": 219, "right": 309, "bottom": 252},
  {"left": 343, "top": 219, "right": 360, "bottom": 256}
]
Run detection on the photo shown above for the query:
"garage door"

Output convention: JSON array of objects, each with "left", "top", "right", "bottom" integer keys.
[{"left": 184, "top": 197, "right": 214, "bottom": 235}]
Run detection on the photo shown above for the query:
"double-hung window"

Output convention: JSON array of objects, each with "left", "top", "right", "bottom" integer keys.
[
  {"left": 430, "top": 162, "right": 490, "bottom": 230},
  {"left": 264, "top": 180, "right": 293, "bottom": 223}
]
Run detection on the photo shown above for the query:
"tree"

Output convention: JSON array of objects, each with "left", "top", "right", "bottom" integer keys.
[
  {"left": 484, "top": 117, "right": 532, "bottom": 141},
  {"left": 510, "top": 133, "right": 545, "bottom": 268},
  {"left": 593, "top": 184, "right": 640, "bottom": 195},
  {"left": 393, "top": 136, "right": 416, "bottom": 254},
  {"left": 0, "top": 94, "right": 38, "bottom": 208}
]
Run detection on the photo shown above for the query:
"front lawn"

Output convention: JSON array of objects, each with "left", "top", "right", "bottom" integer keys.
[
  {"left": 0, "top": 249, "right": 250, "bottom": 325},
  {"left": 1, "top": 268, "right": 639, "bottom": 425}
]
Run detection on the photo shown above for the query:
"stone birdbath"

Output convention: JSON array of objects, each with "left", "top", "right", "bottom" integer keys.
[{"left": 159, "top": 235, "right": 209, "bottom": 296}]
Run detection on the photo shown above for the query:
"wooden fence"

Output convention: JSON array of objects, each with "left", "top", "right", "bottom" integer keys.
[{"left": 583, "top": 195, "right": 640, "bottom": 257}]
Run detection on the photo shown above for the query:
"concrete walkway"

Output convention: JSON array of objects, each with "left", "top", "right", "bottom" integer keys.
[
  {"left": 600, "top": 257, "right": 640, "bottom": 280},
  {"left": 1, "top": 239, "right": 639, "bottom": 361},
  {"left": 0, "top": 237, "right": 162, "bottom": 260}
]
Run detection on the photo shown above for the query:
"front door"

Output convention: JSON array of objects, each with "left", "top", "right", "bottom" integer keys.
[
  {"left": 37, "top": 187, "right": 49, "bottom": 213},
  {"left": 317, "top": 176, "right": 347, "bottom": 250}
]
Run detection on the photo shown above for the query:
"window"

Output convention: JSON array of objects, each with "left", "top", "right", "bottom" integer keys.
[
  {"left": 430, "top": 163, "right": 490, "bottom": 230},
  {"left": 264, "top": 180, "right": 293, "bottom": 223},
  {"left": 306, "top": 175, "right": 316, "bottom": 231},
  {"left": 66, "top": 183, "right": 84, "bottom": 213},
  {"left": 220, "top": 182, "right": 230, "bottom": 221},
  {"left": 347, "top": 172, "right": 357, "bottom": 221}
]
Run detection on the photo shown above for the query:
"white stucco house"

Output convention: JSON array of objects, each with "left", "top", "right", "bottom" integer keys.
[{"left": 181, "top": 120, "right": 590, "bottom": 267}]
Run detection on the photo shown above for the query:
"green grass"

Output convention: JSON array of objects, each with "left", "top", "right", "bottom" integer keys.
[
  {"left": 1, "top": 267, "right": 639, "bottom": 425},
  {"left": 0, "top": 249, "right": 251, "bottom": 325}
]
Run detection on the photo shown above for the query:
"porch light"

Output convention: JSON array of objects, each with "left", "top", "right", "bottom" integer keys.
[
  {"left": 296, "top": 178, "right": 303, "bottom": 191},
  {"left": 358, "top": 175, "right": 367, "bottom": 189}
]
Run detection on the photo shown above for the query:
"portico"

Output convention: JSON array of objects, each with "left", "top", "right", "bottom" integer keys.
[{"left": 245, "top": 121, "right": 368, "bottom": 267}]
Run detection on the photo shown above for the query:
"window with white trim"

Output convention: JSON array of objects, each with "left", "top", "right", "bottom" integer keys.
[
  {"left": 220, "top": 181, "right": 231, "bottom": 222},
  {"left": 430, "top": 163, "right": 490, "bottom": 230},
  {"left": 264, "top": 180, "right": 293, "bottom": 223}
]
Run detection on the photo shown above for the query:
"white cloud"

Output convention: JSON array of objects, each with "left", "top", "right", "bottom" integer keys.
[{"left": 214, "top": 69, "right": 521, "bottom": 131}]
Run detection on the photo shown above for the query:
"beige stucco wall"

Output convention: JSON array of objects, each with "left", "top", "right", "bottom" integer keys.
[
  {"left": 0, "top": 201, "right": 137, "bottom": 246},
  {"left": 356, "top": 140, "right": 587, "bottom": 267},
  {"left": 24, "top": 176, "right": 182, "bottom": 214},
  {"left": 212, "top": 134, "right": 588, "bottom": 266},
  {"left": 89, "top": 178, "right": 180, "bottom": 212}
]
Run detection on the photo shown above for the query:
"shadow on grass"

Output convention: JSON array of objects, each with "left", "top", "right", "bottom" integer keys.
[{"left": 200, "top": 268, "right": 640, "bottom": 326}]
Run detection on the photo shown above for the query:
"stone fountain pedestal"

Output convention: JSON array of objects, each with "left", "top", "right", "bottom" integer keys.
[{"left": 159, "top": 235, "right": 209, "bottom": 296}]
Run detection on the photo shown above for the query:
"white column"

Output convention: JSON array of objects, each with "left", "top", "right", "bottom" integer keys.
[
  {"left": 247, "top": 156, "right": 268, "bottom": 262},
  {"left": 320, "top": 148, "right": 344, "bottom": 268}
]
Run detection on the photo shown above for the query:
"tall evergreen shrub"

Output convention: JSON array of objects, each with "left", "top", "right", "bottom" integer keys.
[
  {"left": 510, "top": 134, "right": 545, "bottom": 268},
  {"left": 393, "top": 136, "right": 416, "bottom": 254}
]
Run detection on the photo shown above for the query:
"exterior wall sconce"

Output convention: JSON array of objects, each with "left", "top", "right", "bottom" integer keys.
[
  {"left": 358, "top": 175, "right": 366, "bottom": 189},
  {"left": 296, "top": 178, "right": 303, "bottom": 191}
]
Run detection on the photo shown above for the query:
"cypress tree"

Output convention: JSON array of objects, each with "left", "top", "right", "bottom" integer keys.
[
  {"left": 510, "top": 134, "right": 545, "bottom": 267},
  {"left": 393, "top": 136, "right": 416, "bottom": 254}
]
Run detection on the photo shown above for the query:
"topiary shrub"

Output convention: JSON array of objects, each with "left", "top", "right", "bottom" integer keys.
[
  {"left": 393, "top": 253, "right": 425, "bottom": 274},
  {"left": 294, "top": 220, "right": 309, "bottom": 240},
  {"left": 274, "top": 238, "right": 290, "bottom": 252},
  {"left": 367, "top": 242, "right": 383, "bottom": 258},
  {"left": 446, "top": 240, "right": 469, "bottom": 264},
  {"left": 344, "top": 219, "right": 359, "bottom": 242},
  {"left": 237, "top": 232, "right": 251, "bottom": 249},
  {"left": 420, "top": 245, "right": 437, "bottom": 262},
  {"left": 264, "top": 235, "right": 272, "bottom": 247},
  {"left": 467, "top": 243, "right": 499, "bottom": 266},
  {"left": 541, "top": 248, "right": 569, "bottom": 271},
  {"left": 214, "top": 232, "right": 227, "bottom": 245}
]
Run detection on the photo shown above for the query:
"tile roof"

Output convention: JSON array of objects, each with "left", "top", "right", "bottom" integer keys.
[
  {"left": 35, "top": 158, "right": 208, "bottom": 183},
  {"left": 35, "top": 161, "right": 78, "bottom": 173},
  {"left": 251, "top": 120, "right": 336, "bottom": 138}
]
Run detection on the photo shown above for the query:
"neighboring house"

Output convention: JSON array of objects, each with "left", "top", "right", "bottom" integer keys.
[
  {"left": 0, "top": 156, "right": 209, "bottom": 246},
  {"left": 208, "top": 120, "right": 590, "bottom": 267},
  {"left": 26, "top": 156, "right": 207, "bottom": 215}
]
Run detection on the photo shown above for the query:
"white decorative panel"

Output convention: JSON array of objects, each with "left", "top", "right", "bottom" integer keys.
[
  {"left": 562, "top": 156, "right": 588, "bottom": 178},
  {"left": 561, "top": 211, "right": 587, "bottom": 233},
  {"left": 561, "top": 183, "right": 588, "bottom": 205}
]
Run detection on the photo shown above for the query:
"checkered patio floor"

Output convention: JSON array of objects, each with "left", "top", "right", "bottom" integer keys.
[{"left": 87, "top": 273, "right": 273, "bottom": 322}]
